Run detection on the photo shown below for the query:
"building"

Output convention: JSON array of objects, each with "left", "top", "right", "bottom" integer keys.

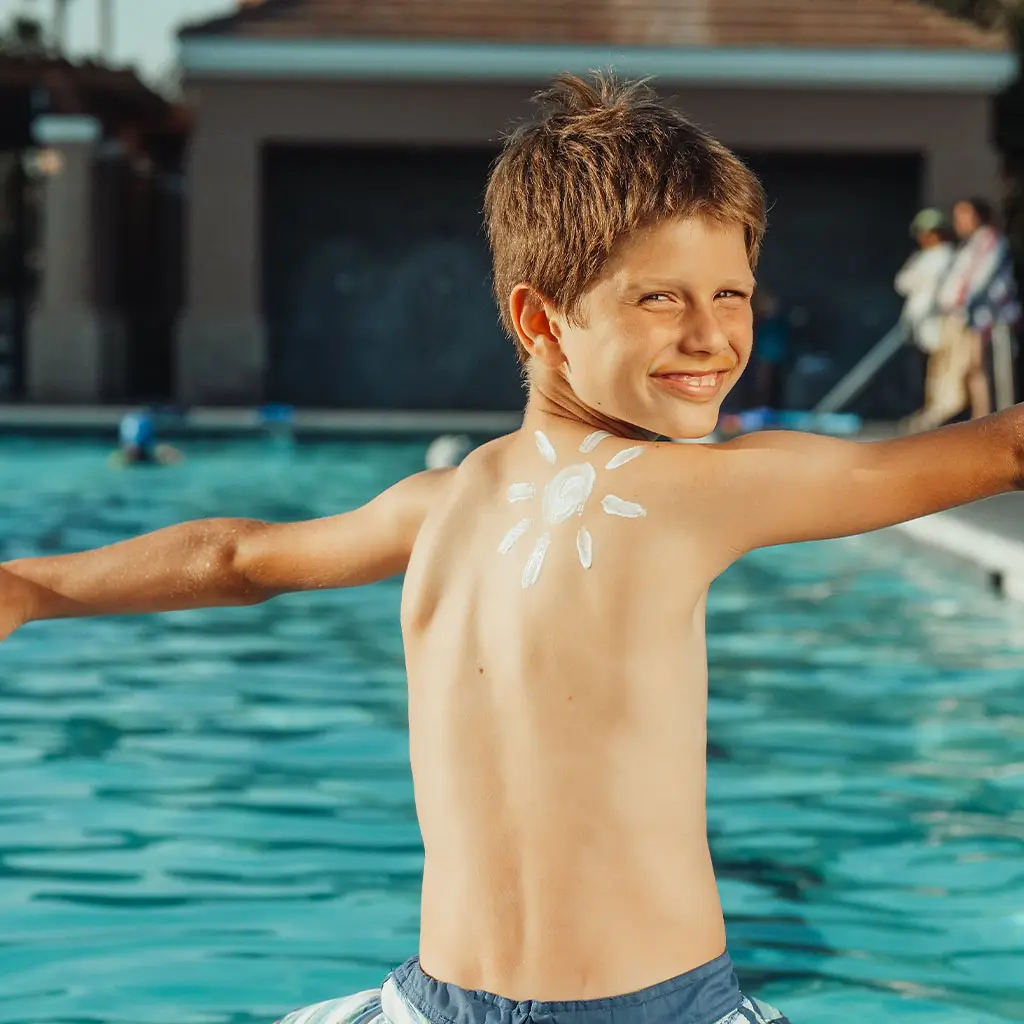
[{"left": 178, "top": 1, "right": 1014, "bottom": 414}]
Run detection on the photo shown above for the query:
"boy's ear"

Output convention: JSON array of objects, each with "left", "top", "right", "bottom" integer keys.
[{"left": 508, "top": 284, "right": 565, "bottom": 368}]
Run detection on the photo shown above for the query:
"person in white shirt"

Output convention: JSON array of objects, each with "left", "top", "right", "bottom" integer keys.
[
  {"left": 895, "top": 208, "right": 956, "bottom": 352},
  {"left": 899, "top": 209, "right": 956, "bottom": 432}
]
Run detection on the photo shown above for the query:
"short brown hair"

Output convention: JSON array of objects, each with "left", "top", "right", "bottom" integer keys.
[{"left": 484, "top": 72, "right": 767, "bottom": 360}]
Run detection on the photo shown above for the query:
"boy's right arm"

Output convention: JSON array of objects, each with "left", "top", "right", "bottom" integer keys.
[
  {"left": 691, "top": 406, "right": 1023, "bottom": 557},
  {"left": 0, "top": 468, "right": 452, "bottom": 640}
]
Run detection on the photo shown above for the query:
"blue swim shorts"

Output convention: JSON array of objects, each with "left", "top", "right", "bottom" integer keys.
[{"left": 274, "top": 952, "right": 790, "bottom": 1024}]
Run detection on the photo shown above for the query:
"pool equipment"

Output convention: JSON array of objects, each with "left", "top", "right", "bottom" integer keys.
[
  {"left": 259, "top": 404, "right": 296, "bottom": 428},
  {"left": 775, "top": 411, "right": 862, "bottom": 435},
  {"left": 720, "top": 408, "right": 862, "bottom": 437},
  {"left": 259, "top": 403, "right": 297, "bottom": 448}
]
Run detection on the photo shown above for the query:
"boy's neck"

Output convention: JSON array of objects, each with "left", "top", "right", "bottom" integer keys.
[{"left": 522, "top": 364, "right": 649, "bottom": 441}]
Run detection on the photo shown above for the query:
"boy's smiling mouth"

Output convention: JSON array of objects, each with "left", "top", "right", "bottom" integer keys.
[{"left": 650, "top": 369, "right": 730, "bottom": 401}]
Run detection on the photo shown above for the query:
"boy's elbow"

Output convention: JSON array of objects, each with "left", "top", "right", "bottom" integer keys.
[
  {"left": 224, "top": 571, "right": 274, "bottom": 606},
  {"left": 207, "top": 519, "right": 276, "bottom": 605}
]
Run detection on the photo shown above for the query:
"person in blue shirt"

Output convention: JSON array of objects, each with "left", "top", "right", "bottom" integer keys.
[{"left": 751, "top": 288, "right": 789, "bottom": 409}]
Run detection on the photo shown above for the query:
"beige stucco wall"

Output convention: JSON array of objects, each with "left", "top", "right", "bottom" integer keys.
[
  {"left": 27, "top": 130, "right": 128, "bottom": 403},
  {"left": 177, "top": 76, "right": 1000, "bottom": 404}
]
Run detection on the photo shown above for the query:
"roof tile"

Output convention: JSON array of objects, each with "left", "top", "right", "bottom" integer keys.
[{"left": 179, "top": 0, "right": 1008, "bottom": 52}]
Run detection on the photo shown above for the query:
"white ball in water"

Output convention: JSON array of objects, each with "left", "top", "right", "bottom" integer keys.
[{"left": 426, "top": 434, "right": 472, "bottom": 469}]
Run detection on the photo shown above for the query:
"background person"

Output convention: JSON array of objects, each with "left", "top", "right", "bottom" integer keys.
[
  {"left": 750, "top": 287, "right": 789, "bottom": 410},
  {"left": 959, "top": 204, "right": 1021, "bottom": 413},
  {"left": 895, "top": 208, "right": 956, "bottom": 353},
  {"left": 951, "top": 198, "right": 1020, "bottom": 412},
  {"left": 897, "top": 209, "right": 956, "bottom": 432},
  {"left": 915, "top": 198, "right": 1018, "bottom": 429},
  {"left": 110, "top": 410, "right": 183, "bottom": 467}
]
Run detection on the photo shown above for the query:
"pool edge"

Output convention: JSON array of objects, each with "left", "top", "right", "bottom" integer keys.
[{"left": 889, "top": 513, "right": 1024, "bottom": 602}]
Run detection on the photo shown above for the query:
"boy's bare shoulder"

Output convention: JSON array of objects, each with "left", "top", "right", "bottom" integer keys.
[
  {"left": 446, "top": 433, "right": 517, "bottom": 487},
  {"left": 389, "top": 465, "right": 458, "bottom": 508},
  {"left": 630, "top": 437, "right": 721, "bottom": 482},
  {"left": 631, "top": 438, "right": 752, "bottom": 530},
  {"left": 642, "top": 433, "right": 784, "bottom": 481},
  {"left": 405, "top": 434, "right": 518, "bottom": 524},
  {"left": 366, "top": 464, "right": 467, "bottom": 545}
]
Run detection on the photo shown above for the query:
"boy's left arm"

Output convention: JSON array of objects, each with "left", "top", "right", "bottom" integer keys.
[
  {"left": 0, "top": 468, "right": 453, "bottom": 638},
  {"left": 230, "top": 467, "right": 453, "bottom": 591},
  {"left": 703, "top": 406, "right": 1024, "bottom": 553}
]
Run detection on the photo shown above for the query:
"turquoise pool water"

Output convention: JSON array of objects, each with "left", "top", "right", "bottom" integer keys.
[{"left": 0, "top": 438, "right": 1022, "bottom": 1024}]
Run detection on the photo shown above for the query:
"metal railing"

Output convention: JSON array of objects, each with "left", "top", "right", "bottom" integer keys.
[
  {"left": 813, "top": 321, "right": 910, "bottom": 415},
  {"left": 992, "top": 323, "right": 1017, "bottom": 411},
  {"left": 813, "top": 319, "right": 1017, "bottom": 416}
]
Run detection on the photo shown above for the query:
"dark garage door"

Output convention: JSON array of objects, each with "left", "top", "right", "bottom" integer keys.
[
  {"left": 742, "top": 152, "right": 924, "bottom": 419},
  {"left": 263, "top": 145, "right": 524, "bottom": 411},
  {"left": 264, "top": 146, "right": 922, "bottom": 417}
]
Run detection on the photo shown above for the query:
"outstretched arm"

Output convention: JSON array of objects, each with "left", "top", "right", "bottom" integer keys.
[
  {"left": 0, "top": 468, "right": 452, "bottom": 639},
  {"left": 702, "top": 406, "right": 1023, "bottom": 553}
]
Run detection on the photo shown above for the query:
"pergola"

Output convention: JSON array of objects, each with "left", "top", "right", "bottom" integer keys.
[
  {"left": 0, "top": 55, "right": 187, "bottom": 399},
  {"left": 0, "top": 54, "right": 184, "bottom": 146}
]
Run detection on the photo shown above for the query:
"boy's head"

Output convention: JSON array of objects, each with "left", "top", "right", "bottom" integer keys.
[{"left": 484, "top": 72, "right": 766, "bottom": 439}]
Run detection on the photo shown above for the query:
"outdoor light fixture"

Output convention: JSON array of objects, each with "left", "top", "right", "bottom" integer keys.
[{"left": 26, "top": 148, "right": 64, "bottom": 177}]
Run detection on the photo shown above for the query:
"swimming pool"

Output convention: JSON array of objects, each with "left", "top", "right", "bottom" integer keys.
[{"left": 0, "top": 438, "right": 1022, "bottom": 1024}]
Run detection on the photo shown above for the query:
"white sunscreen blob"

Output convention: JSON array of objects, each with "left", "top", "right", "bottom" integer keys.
[
  {"left": 522, "top": 532, "right": 551, "bottom": 588},
  {"left": 577, "top": 526, "right": 593, "bottom": 569},
  {"left": 542, "top": 463, "right": 596, "bottom": 524},
  {"left": 498, "top": 517, "right": 532, "bottom": 554},
  {"left": 497, "top": 431, "right": 650, "bottom": 584},
  {"left": 534, "top": 430, "right": 557, "bottom": 465},
  {"left": 605, "top": 446, "right": 645, "bottom": 470},
  {"left": 602, "top": 495, "right": 647, "bottom": 518},
  {"left": 579, "top": 430, "right": 611, "bottom": 454},
  {"left": 507, "top": 482, "right": 536, "bottom": 503}
]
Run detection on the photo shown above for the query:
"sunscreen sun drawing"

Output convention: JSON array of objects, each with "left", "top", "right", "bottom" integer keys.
[{"left": 498, "top": 430, "right": 648, "bottom": 588}]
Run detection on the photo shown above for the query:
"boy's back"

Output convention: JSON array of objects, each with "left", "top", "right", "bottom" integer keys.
[{"left": 404, "top": 427, "right": 724, "bottom": 999}]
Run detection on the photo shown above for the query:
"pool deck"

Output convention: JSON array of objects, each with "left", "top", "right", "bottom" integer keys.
[
  {"left": 887, "top": 493, "right": 1024, "bottom": 601},
  {"left": 0, "top": 404, "right": 524, "bottom": 437},
  {"left": 854, "top": 422, "right": 1024, "bottom": 601},
  {"left": 1, "top": 404, "right": 1021, "bottom": 602}
]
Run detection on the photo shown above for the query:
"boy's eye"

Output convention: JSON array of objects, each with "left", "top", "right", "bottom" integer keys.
[
  {"left": 716, "top": 290, "right": 749, "bottom": 301},
  {"left": 640, "top": 293, "right": 672, "bottom": 303}
]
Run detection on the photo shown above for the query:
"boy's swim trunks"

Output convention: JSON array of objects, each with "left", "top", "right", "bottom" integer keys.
[{"left": 274, "top": 952, "right": 790, "bottom": 1024}]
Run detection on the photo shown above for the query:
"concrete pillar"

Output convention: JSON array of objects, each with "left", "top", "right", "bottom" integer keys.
[
  {"left": 176, "top": 128, "right": 265, "bottom": 404},
  {"left": 27, "top": 115, "right": 126, "bottom": 402}
]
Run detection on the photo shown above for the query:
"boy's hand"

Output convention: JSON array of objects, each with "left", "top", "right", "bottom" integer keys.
[
  {"left": 697, "top": 405, "right": 1024, "bottom": 554},
  {"left": 0, "top": 567, "right": 39, "bottom": 640}
]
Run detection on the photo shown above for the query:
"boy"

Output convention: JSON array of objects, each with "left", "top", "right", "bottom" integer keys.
[{"left": 1, "top": 74, "right": 1022, "bottom": 1024}]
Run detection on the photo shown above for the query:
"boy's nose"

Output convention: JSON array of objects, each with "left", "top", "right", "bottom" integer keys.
[{"left": 678, "top": 306, "right": 730, "bottom": 355}]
